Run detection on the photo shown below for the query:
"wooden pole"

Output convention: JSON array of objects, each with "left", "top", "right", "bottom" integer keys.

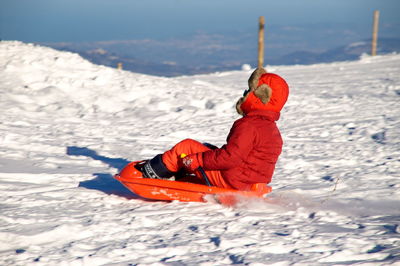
[
  {"left": 117, "top": 62, "right": 123, "bottom": 70},
  {"left": 371, "top": 10, "right": 380, "bottom": 56},
  {"left": 258, "top": 16, "right": 265, "bottom": 68}
]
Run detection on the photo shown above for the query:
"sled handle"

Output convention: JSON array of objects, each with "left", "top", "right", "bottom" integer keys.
[
  {"left": 198, "top": 166, "right": 212, "bottom": 187},
  {"left": 181, "top": 153, "right": 212, "bottom": 187}
]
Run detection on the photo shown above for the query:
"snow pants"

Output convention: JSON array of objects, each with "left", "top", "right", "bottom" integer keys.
[{"left": 162, "top": 139, "right": 233, "bottom": 189}]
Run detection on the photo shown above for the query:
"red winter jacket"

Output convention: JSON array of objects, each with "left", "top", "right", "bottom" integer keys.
[
  {"left": 202, "top": 110, "right": 282, "bottom": 190},
  {"left": 201, "top": 72, "right": 289, "bottom": 190}
]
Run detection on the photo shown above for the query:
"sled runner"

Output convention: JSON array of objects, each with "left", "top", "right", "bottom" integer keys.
[{"left": 114, "top": 161, "right": 272, "bottom": 205}]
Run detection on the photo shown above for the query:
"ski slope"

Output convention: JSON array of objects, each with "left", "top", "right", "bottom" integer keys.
[{"left": 1, "top": 41, "right": 399, "bottom": 265}]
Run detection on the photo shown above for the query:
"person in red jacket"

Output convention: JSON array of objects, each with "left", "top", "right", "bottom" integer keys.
[{"left": 140, "top": 67, "right": 289, "bottom": 190}]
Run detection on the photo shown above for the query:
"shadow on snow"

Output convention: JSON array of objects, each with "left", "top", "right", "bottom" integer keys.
[{"left": 66, "top": 146, "right": 138, "bottom": 199}]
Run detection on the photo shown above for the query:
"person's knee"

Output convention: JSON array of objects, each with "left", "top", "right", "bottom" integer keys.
[
  {"left": 177, "top": 138, "right": 199, "bottom": 148},
  {"left": 173, "top": 138, "right": 207, "bottom": 155},
  {"left": 180, "top": 138, "right": 196, "bottom": 144}
]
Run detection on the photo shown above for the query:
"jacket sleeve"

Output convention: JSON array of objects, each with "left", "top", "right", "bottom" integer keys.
[{"left": 202, "top": 119, "right": 256, "bottom": 170}]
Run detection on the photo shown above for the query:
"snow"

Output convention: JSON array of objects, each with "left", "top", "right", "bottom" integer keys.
[{"left": 1, "top": 41, "right": 399, "bottom": 265}]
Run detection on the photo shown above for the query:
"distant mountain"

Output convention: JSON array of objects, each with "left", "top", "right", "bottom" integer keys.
[
  {"left": 42, "top": 34, "right": 250, "bottom": 76},
  {"left": 275, "top": 38, "right": 400, "bottom": 65},
  {"left": 41, "top": 37, "right": 400, "bottom": 76}
]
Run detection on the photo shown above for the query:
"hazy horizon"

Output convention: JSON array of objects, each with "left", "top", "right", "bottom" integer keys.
[
  {"left": 1, "top": 0, "right": 399, "bottom": 43},
  {"left": 2, "top": 0, "right": 399, "bottom": 76}
]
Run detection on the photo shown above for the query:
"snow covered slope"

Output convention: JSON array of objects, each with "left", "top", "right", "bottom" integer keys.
[{"left": 1, "top": 41, "right": 399, "bottom": 265}]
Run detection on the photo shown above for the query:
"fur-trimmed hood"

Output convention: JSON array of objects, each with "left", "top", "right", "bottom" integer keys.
[{"left": 236, "top": 67, "right": 289, "bottom": 115}]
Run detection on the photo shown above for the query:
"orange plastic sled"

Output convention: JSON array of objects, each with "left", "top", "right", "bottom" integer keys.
[{"left": 114, "top": 161, "right": 272, "bottom": 205}]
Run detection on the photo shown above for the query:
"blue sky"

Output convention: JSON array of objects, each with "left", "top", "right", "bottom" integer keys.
[{"left": 1, "top": 0, "right": 399, "bottom": 43}]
